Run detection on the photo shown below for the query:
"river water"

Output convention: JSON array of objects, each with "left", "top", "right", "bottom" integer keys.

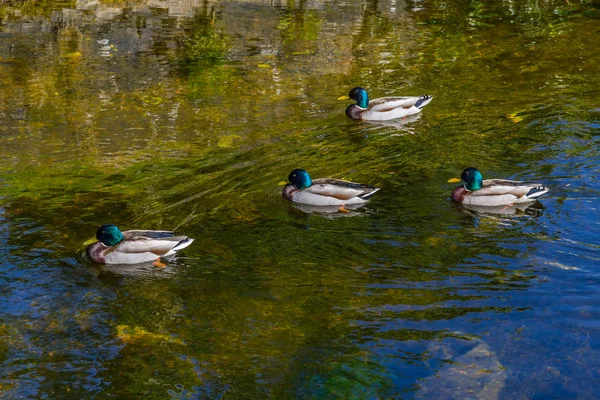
[{"left": 0, "top": 0, "right": 599, "bottom": 398}]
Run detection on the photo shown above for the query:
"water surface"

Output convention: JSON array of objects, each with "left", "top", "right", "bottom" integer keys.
[{"left": 0, "top": 0, "right": 599, "bottom": 398}]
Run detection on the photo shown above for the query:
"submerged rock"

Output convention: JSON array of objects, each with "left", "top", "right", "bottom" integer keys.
[{"left": 417, "top": 333, "right": 507, "bottom": 400}]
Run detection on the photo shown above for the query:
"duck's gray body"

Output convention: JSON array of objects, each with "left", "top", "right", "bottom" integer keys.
[
  {"left": 346, "top": 94, "right": 433, "bottom": 121},
  {"left": 452, "top": 179, "right": 549, "bottom": 206},
  {"left": 86, "top": 229, "right": 194, "bottom": 264},
  {"left": 283, "top": 178, "right": 380, "bottom": 206}
]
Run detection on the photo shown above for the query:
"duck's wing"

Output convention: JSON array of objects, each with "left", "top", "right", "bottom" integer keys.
[
  {"left": 307, "top": 178, "right": 379, "bottom": 200},
  {"left": 368, "top": 95, "right": 433, "bottom": 112},
  {"left": 368, "top": 97, "right": 419, "bottom": 111},
  {"left": 119, "top": 231, "right": 193, "bottom": 255},
  {"left": 123, "top": 230, "right": 176, "bottom": 239},
  {"left": 461, "top": 179, "right": 548, "bottom": 206},
  {"left": 476, "top": 179, "right": 548, "bottom": 198},
  {"left": 360, "top": 95, "right": 433, "bottom": 121}
]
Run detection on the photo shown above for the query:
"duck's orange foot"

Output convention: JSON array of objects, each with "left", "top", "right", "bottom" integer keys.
[
  {"left": 338, "top": 206, "right": 350, "bottom": 213},
  {"left": 153, "top": 258, "right": 167, "bottom": 268},
  {"left": 500, "top": 203, "right": 516, "bottom": 213}
]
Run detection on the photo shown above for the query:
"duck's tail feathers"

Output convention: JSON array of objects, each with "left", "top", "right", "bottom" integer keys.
[
  {"left": 526, "top": 185, "right": 549, "bottom": 199},
  {"left": 414, "top": 95, "right": 433, "bottom": 109},
  {"left": 360, "top": 187, "right": 380, "bottom": 200},
  {"left": 172, "top": 237, "right": 194, "bottom": 252}
]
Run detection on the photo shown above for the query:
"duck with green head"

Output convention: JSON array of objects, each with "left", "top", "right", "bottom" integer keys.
[
  {"left": 450, "top": 167, "right": 549, "bottom": 206},
  {"left": 343, "top": 87, "right": 433, "bottom": 121},
  {"left": 283, "top": 169, "right": 380, "bottom": 206},
  {"left": 86, "top": 224, "right": 194, "bottom": 265}
]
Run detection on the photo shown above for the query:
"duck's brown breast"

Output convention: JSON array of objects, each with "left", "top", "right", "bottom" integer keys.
[{"left": 451, "top": 186, "right": 468, "bottom": 203}]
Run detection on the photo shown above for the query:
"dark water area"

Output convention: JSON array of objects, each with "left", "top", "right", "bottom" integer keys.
[{"left": 0, "top": 0, "right": 599, "bottom": 398}]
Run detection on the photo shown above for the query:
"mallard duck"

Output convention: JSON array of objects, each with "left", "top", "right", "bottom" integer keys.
[
  {"left": 343, "top": 87, "right": 433, "bottom": 121},
  {"left": 282, "top": 169, "right": 380, "bottom": 206},
  {"left": 450, "top": 167, "right": 549, "bottom": 206},
  {"left": 86, "top": 224, "right": 194, "bottom": 265}
]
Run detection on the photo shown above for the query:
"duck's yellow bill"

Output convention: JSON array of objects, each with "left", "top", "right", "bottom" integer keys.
[
  {"left": 83, "top": 237, "right": 97, "bottom": 246},
  {"left": 278, "top": 181, "right": 287, "bottom": 186},
  {"left": 448, "top": 177, "right": 462, "bottom": 183},
  {"left": 337, "top": 95, "right": 350, "bottom": 101}
]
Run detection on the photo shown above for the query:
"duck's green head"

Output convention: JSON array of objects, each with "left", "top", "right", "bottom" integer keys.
[
  {"left": 288, "top": 169, "right": 312, "bottom": 190},
  {"left": 349, "top": 87, "right": 369, "bottom": 108},
  {"left": 461, "top": 167, "right": 483, "bottom": 191},
  {"left": 96, "top": 224, "right": 124, "bottom": 246}
]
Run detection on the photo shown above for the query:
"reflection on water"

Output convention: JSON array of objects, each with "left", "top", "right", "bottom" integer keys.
[
  {"left": 455, "top": 200, "right": 546, "bottom": 218},
  {"left": 93, "top": 257, "right": 190, "bottom": 285},
  {"left": 0, "top": 0, "right": 600, "bottom": 398},
  {"left": 361, "top": 113, "right": 424, "bottom": 131},
  {"left": 290, "top": 202, "right": 369, "bottom": 217}
]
